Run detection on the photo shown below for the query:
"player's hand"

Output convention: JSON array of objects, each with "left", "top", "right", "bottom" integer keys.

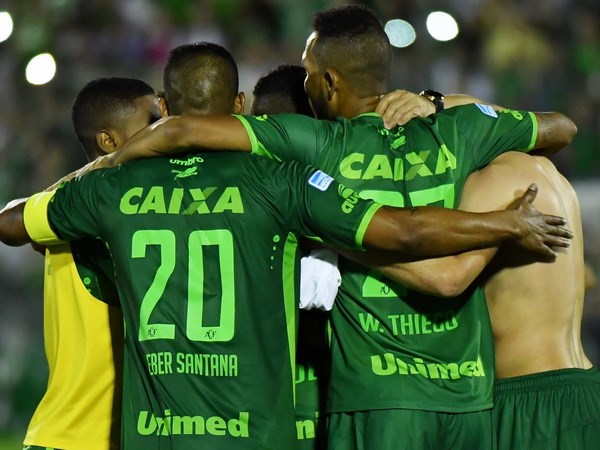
[
  {"left": 376, "top": 90, "right": 435, "bottom": 129},
  {"left": 508, "top": 184, "right": 572, "bottom": 260}
]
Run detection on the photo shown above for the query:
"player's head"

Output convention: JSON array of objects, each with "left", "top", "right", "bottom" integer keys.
[
  {"left": 251, "top": 64, "right": 313, "bottom": 116},
  {"left": 162, "top": 42, "right": 245, "bottom": 116},
  {"left": 302, "top": 4, "right": 392, "bottom": 119},
  {"left": 72, "top": 77, "right": 160, "bottom": 161}
]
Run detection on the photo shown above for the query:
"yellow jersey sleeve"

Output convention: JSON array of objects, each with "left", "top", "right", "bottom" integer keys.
[{"left": 24, "top": 191, "right": 65, "bottom": 245}]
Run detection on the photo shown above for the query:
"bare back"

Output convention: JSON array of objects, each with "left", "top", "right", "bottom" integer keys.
[{"left": 467, "top": 152, "right": 591, "bottom": 378}]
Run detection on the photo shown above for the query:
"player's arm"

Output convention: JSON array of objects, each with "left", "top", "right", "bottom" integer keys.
[
  {"left": 338, "top": 167, "right": 504, "bottom": 297},
  {"left": 282, "top": 164, "right": 570, "bottom": 263},
  {"left": 376, "top": 90, "right": 499, "bottom": 127},
  {"left": 362, "top": 184, "right": 571, "bottom": 260},
  {"left": 93, "top": 112, "right": 326, "bottom": 175},
  {"left": 337, "top": 248, "right": 494, "bottom": 298},
  {"left": 420, "top": 94, "right": 577, "bottom": 155},
  {"left": 532, "top": 112, "right": 577, "bottom": 155},
  {"left": 19, "top": 171, "right": 107, "bottom": 248},
  {"left": 0, "top": 166, "right": 91, "bottom": 247},
  {"left": 376, "top": 90, "right": 576, "bottom": 156},
  {"left": 0, "top": 199, "right": 30, "bottom": 246},
  {"left": 100, "top": 115, "right": 251, "bottom": 167}
]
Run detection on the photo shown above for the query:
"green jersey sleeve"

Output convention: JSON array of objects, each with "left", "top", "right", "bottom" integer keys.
[
  {"left": 434, "top": 103, "right": 537, "bottom": 168},
  {"left": 244, "top": 156, "right": 381, "bottom": 249},
  {"left": 440, "top": 104, "right": 538, "bottom": 169},
  {"left": 235, "top": 113, "right": 341, "bottom": 168}
]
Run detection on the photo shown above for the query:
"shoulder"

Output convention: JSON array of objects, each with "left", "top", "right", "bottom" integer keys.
[
  {"left": 466, "top": 151, "right": 535, "bottom": 184},
  {"left": 461, "top": 152, "right": 554, "bottom": 211},
  {"left": 238, "top": 154, "right": 305, "bottom": 189},
  {"left": 438, "top": 103, "right": 500, "bottom": 123},
  {"left": 348, "top": 113, "right": 386, "bottom": 130},
  {"left": 460, "top": 152, "right": 533, "bottom": 210},
  {"left": 78, "top": 163, "right": 139, "bottom": 184},
  {"left": 247, "top": 113, "right": 320, "bottom": 129},
  {"left": 475, "top": 152, "right": 543, "bottom": 180},
  {"left": 59, "top": 167, "right": 117, "bottom": 193}
]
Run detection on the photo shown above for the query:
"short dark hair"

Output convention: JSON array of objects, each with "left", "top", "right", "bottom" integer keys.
[
  {"left": 163, "top": 42, "right": 239, "bottom": 115},
  {"left": 251, "top": 65, "right": 313, "bottom": 116},
  {"left": 71, "top": 77, "right": 155, "bottom": 160},
  {"left": 312, "top": 5, "right": 391, "bottom": 97}
]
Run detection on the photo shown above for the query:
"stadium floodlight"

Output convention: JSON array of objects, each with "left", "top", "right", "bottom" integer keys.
[
  {"left": 426, "top": 11, "right": 459, "bottom": 42},
  {"left": 384, "top": 19, "right": 416, "bottom": 48},
  {"left": 0, "top": 12, "right": 14, "bottom": 43},
  {"left": 25, "top": 53, "right": 57, "bottom": 85}
]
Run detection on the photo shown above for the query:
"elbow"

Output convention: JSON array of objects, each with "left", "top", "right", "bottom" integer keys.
[
  {"left": 554, "top": 113, "right": 578, "bottom": 149},
  {"left": 432, "top": 271, "right": 470, "bottom": 298},
  {"left": 0, "top": 208, "right": 29, "bottom": 247},
  {"left": 565, "top": 117, "right": 578, "bottom": 145},
  {"left": 0, "top": 226, "right": 29, "bottom": 247},
  {"left": 436, "top": 275, "right": 468, "bottom": 297},
  {"left": 3, "top": 237, "right": 28, "bottom": 247},
  {"left": 533, "top": 113, "right": 578, "bottom": 155},
  {"left": 562, "top": 116, "right": 577, "bottom": 145},
  {"left": 0, "top": 228, "right": 30, "bottom": 247}
]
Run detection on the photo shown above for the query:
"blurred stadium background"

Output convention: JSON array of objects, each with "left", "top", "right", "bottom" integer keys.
[{"left": 0, "top": 0, "right": 599, "bottom": 446}]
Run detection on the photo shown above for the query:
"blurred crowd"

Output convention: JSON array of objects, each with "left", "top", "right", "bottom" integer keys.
[{"left": 0, "top": 0, "right": 599, "bottom": 439}]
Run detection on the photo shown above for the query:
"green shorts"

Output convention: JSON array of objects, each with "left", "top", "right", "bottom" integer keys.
[
  {"left": 493, "top": 368, "right": 600, "bottom": 450},
  {"left": 328, "top": 408, "right": 493, "bottom": 450}
]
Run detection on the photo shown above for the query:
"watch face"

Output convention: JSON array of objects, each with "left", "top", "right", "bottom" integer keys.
[
  {"left": 422, "top": 89, "right": 444, "bottom": 100},
  {"left": 419, "top": 90, "right": 444, "bottom": 113}
]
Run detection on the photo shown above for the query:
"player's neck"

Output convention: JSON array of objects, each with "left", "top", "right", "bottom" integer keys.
[{"left": 338, "top": 95, "right": 380, "bottom": 119}]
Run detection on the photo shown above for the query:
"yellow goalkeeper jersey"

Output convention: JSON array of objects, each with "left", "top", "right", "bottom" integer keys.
[{"left": 23, "top": 243, "right": 123, "bottom": 450}]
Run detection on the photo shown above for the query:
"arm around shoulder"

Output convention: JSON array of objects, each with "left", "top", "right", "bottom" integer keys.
[
  {"left": 110, "top": 115, "right": 252, "bottom": 166},
  {"left": 362, "top": 184, "right": 571, "bottom": 260}
]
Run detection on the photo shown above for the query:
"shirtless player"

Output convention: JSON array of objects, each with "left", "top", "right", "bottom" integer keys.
[{"left": 373, "top": 92, "right": 600, "bottom": 449}]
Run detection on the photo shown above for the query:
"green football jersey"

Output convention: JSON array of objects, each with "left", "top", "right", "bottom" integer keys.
[
  {"left": 236, "top": 104, "right": 537, "bottom": 413},
  {"left": 40, "top": 152, "right": 380, "bottom": 449}
]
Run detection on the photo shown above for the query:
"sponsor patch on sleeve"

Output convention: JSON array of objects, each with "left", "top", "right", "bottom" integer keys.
[
  {"left": 475, "top": 103, "right": 498, "bottom": 118},
  {"left": 308, "top": 170, "right": 334, "bottom": 191}
]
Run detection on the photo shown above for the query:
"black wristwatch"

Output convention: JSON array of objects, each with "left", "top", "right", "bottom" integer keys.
[{"left": 419, "top": 89, "right": 445, "bottom": 113}]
